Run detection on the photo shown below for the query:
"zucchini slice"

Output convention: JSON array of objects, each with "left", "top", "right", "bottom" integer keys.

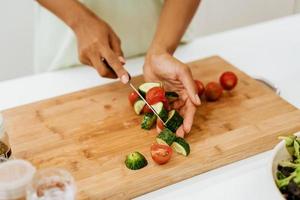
[
  {"left": 171, "top": 137, "right": 190, "bottom": 156},
  {"left": 165, "top": 91, "right": 179, "bottom": 102},
  {"left": 141, "top": 113, "right": 157, "bottom": 130},
  {"left": 138, "top": 82, "right": 161, "bottom": 96},
  {"left": 165, "top": 110, "right": 184, "bottom": 132},
  {"left": 125, "top": 152, "right": 148, "bottom": 170},
  {"left": 134, "top": 99, "right": 145, "bottom": 115},
  {"left": 151, "top": 102, "right": 168, "bottom": 122},
  {"left": 156, "top": 128, "right": 176, "bottom": 146}
]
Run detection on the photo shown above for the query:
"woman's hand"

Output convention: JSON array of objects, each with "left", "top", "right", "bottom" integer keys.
[
  {"left": 73, "top": 13, "right": 129, "bottom": 83},
  {"left": 36, "top": 0, "right": 129, "bottom": 83},
  {"left": 144, "top": 49, "right": 201, "bottom": 137}
]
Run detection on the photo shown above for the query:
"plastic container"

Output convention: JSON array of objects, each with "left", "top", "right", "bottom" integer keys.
[
  {"left": 26, "top": 168, "right": 76, "bottom": 200},
  {"left": 0, "top": 159, "right": 36, "bottom": 200},
  {"left": 0, "top": 113, "right": 12, "bottom": 161}
]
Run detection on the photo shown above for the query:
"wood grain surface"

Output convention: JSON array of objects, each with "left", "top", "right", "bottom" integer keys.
[{"left": 3, "top": 56, "right": 300, "bottom": 199}]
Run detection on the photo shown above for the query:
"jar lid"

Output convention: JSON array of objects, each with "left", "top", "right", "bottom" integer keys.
[{"left": 0, "top": 159, "right": 36, "bottom": 199}]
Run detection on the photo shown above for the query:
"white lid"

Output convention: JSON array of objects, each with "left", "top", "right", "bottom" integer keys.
[{"left": 0, "top": 159, "right": 36, "bottom": 199}]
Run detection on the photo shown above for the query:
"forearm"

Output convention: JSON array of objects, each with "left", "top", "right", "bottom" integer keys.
[
  {"left": 36, "top": 0, "right": 98, "bottom": 32},
  {"left": 149, "top": 0, "right": 201, "bottom": 55}
]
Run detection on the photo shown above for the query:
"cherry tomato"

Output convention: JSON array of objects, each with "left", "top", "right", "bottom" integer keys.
[
  {"left": 194, "top": 80, "right": 205, "bottom": 97},
  {"left": 205, "top": 82, "right": 223, "bottom": 101},
  {"left": 219, "top": 71, "right": 238, "bottom": 90},
  {"left": 156, "top": 118, "right": 165, "bottom": 133},
  {"left": 146, "top": 87, "right": 165, "bottom": 105},
  {"left": 150, "top": 144, "right": 172, "bottom": 165},
  {"left": 143, "top": 104, "right": 153, "bottom": 114},
  {"left": 162, "top": 98, "right": 170, "bottom": 111},
  {"left": 128, "top": 91, "right": 139, "bottom": 106}
]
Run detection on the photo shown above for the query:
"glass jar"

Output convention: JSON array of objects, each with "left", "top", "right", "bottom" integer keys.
[
  {"left": 0, "top": 113, "right": 11, "bottom": 161},
  {"left": 26, "top": 168, "right": 76, "bottom": 200}
]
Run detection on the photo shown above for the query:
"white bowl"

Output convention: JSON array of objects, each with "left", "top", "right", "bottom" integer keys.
[{"left": 269, "top": 131, "right": 300, "bottom": 200}]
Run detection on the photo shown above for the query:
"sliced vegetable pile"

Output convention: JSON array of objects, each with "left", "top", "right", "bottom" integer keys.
[
  {"left": 125, "top": 82, "right": 189, "bottom": 170},
  {"left": 125, "top": 70, "right": 239, "bottom": 170},
  {"left": 276, "top": 135, "right": 300, "bottom": 199}
]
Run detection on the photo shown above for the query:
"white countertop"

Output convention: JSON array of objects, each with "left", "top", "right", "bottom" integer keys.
[{"left": 1, "top": 14, "right": 300, "bottom": 200}]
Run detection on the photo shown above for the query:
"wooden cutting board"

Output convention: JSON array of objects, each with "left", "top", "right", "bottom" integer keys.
[{"left": 3, "top": 56, "right": 300, "bottom": 199}]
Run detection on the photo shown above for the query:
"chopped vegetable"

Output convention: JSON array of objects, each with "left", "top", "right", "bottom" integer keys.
[
  {"left": 156, "top": 128, "right": 176, "bottom": 146},
  {"left": 156, "top": 118, "right": 165, "bottom": 133},
  {"left": 146, "top": 87, "right": 166, "bottom": 105},
  {"left": 165, "top": 92, "right": 179, "bottom": 102},
  {"left": 128, "top": 91, "right": 139, "bottom": 106},
  {"left": 134, "top": 100, "right": 146, "bottom": 115},
  {"left": 151, "top": 102, "right": 168, "bottom": 122},
  {"left": 142, "top": 104, "right": 153, "bottom": 114},
  {"left": 138, "top": 82, "right": 161, "bottom": 96},
  {"left": 171, "top": 137, "right": 190, "bottom": 156},
  {"left": 125, "top": 152, "right": 148, "bottom": 170},
  {"left": 141, "top": 113, "right": 157, "bottom": 130},
  {"left": 150, "top": 144, "right": 173, "bottom": 165},
  {"left": 165, "top": 110, "right": 184, "bottom": 133}
]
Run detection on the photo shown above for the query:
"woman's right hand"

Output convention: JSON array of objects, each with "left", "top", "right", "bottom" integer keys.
[{"left": 73, "top": 14, "right": 129, "bottom": 83}]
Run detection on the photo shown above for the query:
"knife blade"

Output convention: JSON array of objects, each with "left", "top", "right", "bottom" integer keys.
[
  {"left": 100, "top": 58, "right": 165, "bottom": 125},
  {"left": 128, "top": 82, "right": 166, "bottom": 126}
]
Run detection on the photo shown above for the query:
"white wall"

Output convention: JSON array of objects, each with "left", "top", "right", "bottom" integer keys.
[
  {"left": 190, "top": 0, "right": 295, "bottom": 36},
  {"left": 0, "top": 0, "right": 298, "bottom": 81},
  {"left": 0, "top": 0, "right": 35, "bottom": 81}
]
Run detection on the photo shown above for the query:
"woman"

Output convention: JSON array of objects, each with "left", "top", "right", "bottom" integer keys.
[{"left": 35, "top": 0, "right": 201, "bottom": 137}]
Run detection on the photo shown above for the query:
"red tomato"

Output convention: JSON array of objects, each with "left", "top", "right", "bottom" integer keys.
[
  {"left": 142, "top": 104, "right": 153, "bottom": 114},
  {"left": 194, "top": 80, "right": 205, "bottom": 97},
  {"left": 205, "top": 82, "right": 223, "bottom": 101},
  {"left": 162, "top": 98, "right": 170, "bottom": 111},
  {"left": 128, "top": 91, "right": 139, "bottom": 106},
  {"left": 219, "top": 71, "right": 238, "bottom": 90},
  {"left": 150, "top": 144, "right": 172, "bottom": 165},
  {"left": 146, "top": 87, "right": 165, "bottom": 105},
  {"left": 156, "top": 118, "right": 165, "bottom": 133}
]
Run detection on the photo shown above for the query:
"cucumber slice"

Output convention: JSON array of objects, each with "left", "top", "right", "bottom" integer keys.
[
  {"left": 171, "top": 137, "right": 190, "bottom": 156},
  {"left": 151, "top": 102, "right": 168, "bottom": 122},
  {"left": 125, "top": 152, "right": 148, "bottom": 170},
  {"left": 138, "top": 82, "right": 161, "bottom": 96},
  {"left": 165, "top": 91, "right": 179, "bottom": 102},
  {"left": 134, "top": 100, "right": 145, "bottom": 115},
  {"left": 141, "top": 113, "right": 157, "bottom": 130},
  {"left": 156, "top": 128, "right": 176, "bottom": 146},
  {"left": 165, "top": 110, "right": 184, "bottom": 132}
]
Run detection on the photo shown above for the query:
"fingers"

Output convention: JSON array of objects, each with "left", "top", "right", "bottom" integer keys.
[
  {"left": 178, "top": 65, "right": 201, "bottom": 106},
  {"left": 176, "top": 99, "right": 196, "bottom": 137},
  {"left": 176, "top": 126, "right": 185, "bottom": 138},
  {"left": 102, "top": 49, "right": 129, "bottom": 84},
  {"left": 109, "top": 33, "right": 126, "bottom": 65},
  {"left": 182, "top": 99, "right": 197, "bottom": 133},
  {"left": 89, "top": 53, "right": 117, "bottom": 79}
]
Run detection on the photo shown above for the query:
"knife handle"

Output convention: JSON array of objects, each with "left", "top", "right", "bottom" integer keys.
[{"left": 101, "top": 58, "right": 131, "bottom": 82}]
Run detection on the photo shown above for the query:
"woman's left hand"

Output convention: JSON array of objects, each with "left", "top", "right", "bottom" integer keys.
[{"left": 143, "top": 50, "right": 201, "bottom": 137}]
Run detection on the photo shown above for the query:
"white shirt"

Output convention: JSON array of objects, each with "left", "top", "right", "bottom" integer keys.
[{"left": 34, "top": 0, "right": 197, "bottom": 73}]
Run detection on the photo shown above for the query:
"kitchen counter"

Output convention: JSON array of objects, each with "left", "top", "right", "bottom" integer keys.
[{"left": 1, "top": 14, "right": 300, "bottom": 200}]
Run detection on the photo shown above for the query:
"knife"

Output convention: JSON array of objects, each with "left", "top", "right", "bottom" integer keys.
[
  {"left": 101, "top": 58, "right": 166, "bottom": 125},
  {"left": 128, "top": 81, "right": 166, "bottom": 126}
]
